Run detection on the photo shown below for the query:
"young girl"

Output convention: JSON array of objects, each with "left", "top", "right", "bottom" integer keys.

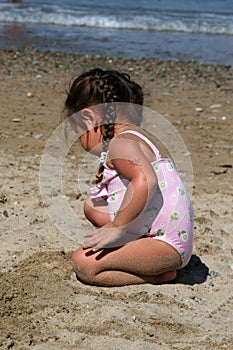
[{"left": 64, "top": 68, "right": 194, "bottom": 287}]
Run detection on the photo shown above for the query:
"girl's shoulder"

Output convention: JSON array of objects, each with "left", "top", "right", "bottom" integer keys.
[
  {"left": 113, "top": 127, "right": 172, "bottom": 161},
  {"left": 109, "top": 127, "right": 158, "bottom": 163}
]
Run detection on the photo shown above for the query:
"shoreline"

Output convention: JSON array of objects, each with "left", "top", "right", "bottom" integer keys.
[
  {"left": 0, "top": 47, "right": 232, "bottom": 349},
  {"left": 1, "top": 46, "right": 232, "bottom": 68},
  {"left": 1, "top": 18, "right": 233, "bottom": 66}
]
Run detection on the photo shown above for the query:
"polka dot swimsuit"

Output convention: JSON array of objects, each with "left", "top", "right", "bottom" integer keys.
[{"left": 90, "top": 130, "right": 194, "bottom": 268}]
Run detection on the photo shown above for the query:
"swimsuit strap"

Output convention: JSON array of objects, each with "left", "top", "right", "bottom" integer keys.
[{"left": 119, "top": 130, "right": 161, "bottom": 160}]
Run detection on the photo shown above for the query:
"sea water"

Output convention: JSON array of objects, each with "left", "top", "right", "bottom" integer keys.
[{"left": 0, "top": 0, "right": 232, "bottom": 65}]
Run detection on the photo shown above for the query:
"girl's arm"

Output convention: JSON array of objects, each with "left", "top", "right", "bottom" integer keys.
[
  {"left": 83, "top": 136, "right": 158, "bottom": 250},
  {"left": 109, "top": 136, "right": 158, "bottom": 228}
]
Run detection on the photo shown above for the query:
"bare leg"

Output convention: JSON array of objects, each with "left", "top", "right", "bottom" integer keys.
[
  {"left": 84, "top": 196, "right": 111, "bottom": 227},
  {"left": 71, "top": 237, "right": 181, "bottom": 287}
]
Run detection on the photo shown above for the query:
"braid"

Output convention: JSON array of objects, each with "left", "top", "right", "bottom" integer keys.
[
  {"left": 64, "top": 67, "right": 144, "bottom": 183},
  {"left": 96, "top": 76, "right": 118, "bottom": 182},
  {"left": 102, "top": 79, "right": 117, "bottom": 145}
]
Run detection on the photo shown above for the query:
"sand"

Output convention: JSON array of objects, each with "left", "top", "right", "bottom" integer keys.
[{"left": 0, "top": 48, "right": 232, "bottom": 349}]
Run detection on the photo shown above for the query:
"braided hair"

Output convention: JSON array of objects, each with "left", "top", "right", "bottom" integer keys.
[{"left": 64, "top": 68, "right": 144, "bottom": 182}]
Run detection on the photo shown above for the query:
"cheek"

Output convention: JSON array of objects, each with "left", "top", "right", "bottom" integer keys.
[
  {"left": 79, "top": 130, "right": 103, "bottom": 155},
  {"left": 79, "top": 133, "right": 88, "bottom": 150}
]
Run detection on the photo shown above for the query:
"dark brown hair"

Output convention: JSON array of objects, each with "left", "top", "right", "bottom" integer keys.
[{"left": 63, "top": 68, "right": 144, "bottom": 182}]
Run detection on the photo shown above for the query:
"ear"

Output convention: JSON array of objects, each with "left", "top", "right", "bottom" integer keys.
[
  {"left": 81, "top": 108, "right": 101, "bottom": 132},
  {"left": 81, "top": 108, "right": 96, "bottom": 123}
]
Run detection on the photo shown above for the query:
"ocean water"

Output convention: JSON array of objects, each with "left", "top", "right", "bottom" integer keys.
[{"left": 0, "top": 0, "right": 233, "bottom": 65}]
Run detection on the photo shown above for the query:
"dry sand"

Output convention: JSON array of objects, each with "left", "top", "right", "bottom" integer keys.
[{"left": 0, "top": 48, "right": 232, "bottom": 349}]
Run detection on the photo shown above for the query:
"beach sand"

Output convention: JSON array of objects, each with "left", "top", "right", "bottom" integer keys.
[{"left": 0, "top": 48, "right": 232, "bottom": 349}]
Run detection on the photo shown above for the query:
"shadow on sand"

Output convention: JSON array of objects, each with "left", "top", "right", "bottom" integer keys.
[{"left": 173, "top": 255, "right": 209, "bottom": 285}]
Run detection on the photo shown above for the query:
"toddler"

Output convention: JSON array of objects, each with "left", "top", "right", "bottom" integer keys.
[{"left": 63, "top": 68, "right": 194, "bottom": 287}]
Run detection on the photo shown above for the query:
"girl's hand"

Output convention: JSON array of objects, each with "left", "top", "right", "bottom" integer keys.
[{"left": 83, "top": 223, "right": 126, "bottom": 251}]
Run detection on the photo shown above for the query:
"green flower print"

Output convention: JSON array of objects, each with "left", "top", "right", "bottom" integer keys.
[
  {"left": 152, "top": 163, "right": 159, "bottom": 172},
  {"left": 159, "top": 181, "right": 167, "bottom": 189},
  {"left": 167, "top": 163, "right": 173, "bottom": 171},
  {"left": 178, "top": 230, "right": 188, "bottom": 241},
  {"left": 170, "top": 212, "right": 179, "bottom": 221},
  {"left": 111, "top": 193, "right": 116, "bottom": 201},
  {"left": 155, "top": 229, "right": 165, "bottom": 236},
  {"left": 179, "top": 252, "right": 185, "bottom": 261},
  {"left": 113, "top": 211, "right": 118, "bottom": 217},
  {"left": 178, "top": 187, "right": 185, "bottom": 196}
]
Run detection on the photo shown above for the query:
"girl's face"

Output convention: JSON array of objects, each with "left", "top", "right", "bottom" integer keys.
[
  {"left": 79, "top": 128, "right": 102, "bottom": 156},
  {"left": 71, "top": 108, "right": 103, "bottom": 156}
]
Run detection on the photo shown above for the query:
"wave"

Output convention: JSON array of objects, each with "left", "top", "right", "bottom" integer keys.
[{"left": 0, "top": 5, "right": 233, "bottom": 35}]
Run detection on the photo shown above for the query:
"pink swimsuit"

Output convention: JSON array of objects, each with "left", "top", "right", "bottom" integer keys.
[{"left": 90, "top": 130, "right": 194, "bottom": 268}]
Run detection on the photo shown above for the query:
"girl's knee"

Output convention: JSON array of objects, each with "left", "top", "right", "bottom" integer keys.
[
  {"left": 71, "top": 248, "right": 87, "bottom": 272},
  {"left": 84, "top": 197, "right": 110, "bottom": 227},
  {"left": 71, "top": 248, "right": 96, "bottom": 283}
]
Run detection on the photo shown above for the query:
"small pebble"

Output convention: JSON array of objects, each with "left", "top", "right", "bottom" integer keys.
[
  {"left": 33, "top": 133, "right": 43, "bottom": 139},
  {"left": 61, "top": 195, "right": 70, "bottom": 200},
  {"left": 162, "top": 92, "right": 173, "bottom": 96},
  {"left": 3, "top": 210, "right": 9, "bottom": 218},
  {"left": 0, "top": 192, "right": 7, "bottom": 203},
  {"left": 195, "top": 107, "right": 203, "bottom": 112},
  {"left": 208, "top": 270, "right": 219, "bottom": 277},
  {"left": 139, "top": 290, "right": 148, "bottom": 295},
  {"left": 194, "top": 295, "right": 202, "bottom": 302},
  {"left": 210, "top": 104, "right": 222, "bottom": 109}
]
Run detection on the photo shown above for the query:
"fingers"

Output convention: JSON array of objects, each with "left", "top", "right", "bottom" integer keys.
[
  {"left": 83, "top": 240, "right": 97, "bottom": 249},
  {"left": 92, "top": 247, "right": 101, "bottom": 253},
  {"left": 83, "top": 232, "right": 101, "bottom": 251}
]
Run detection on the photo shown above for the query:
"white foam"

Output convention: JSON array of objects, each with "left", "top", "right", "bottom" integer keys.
[{"left": 0, "top": 6, "right": 233, "bottom": 35}]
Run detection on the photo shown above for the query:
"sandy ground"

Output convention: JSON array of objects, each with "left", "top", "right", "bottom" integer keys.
[{"left": 0, "top": 48, "right": 232, "bottom": 349}]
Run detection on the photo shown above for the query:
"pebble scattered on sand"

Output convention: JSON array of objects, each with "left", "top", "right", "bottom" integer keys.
[
  {"left": 0, "top": 47, "right": 231, "bottom": 88},
  {"left": 208, "top": 270, "right": 219, "bottom": 278},
  {"left": 0, "top": 192, "right": 7, "bottom": 203},
  {"left": 210, "top": 104, "right": 222, "bottom": 109},
  {"left": 3, "top": 210, "right": 9, "bottom": 218}
]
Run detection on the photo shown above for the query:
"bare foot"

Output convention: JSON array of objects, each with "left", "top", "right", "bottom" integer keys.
[{"left": 151, "top": 270, "right": 177, "bottom": 284}]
